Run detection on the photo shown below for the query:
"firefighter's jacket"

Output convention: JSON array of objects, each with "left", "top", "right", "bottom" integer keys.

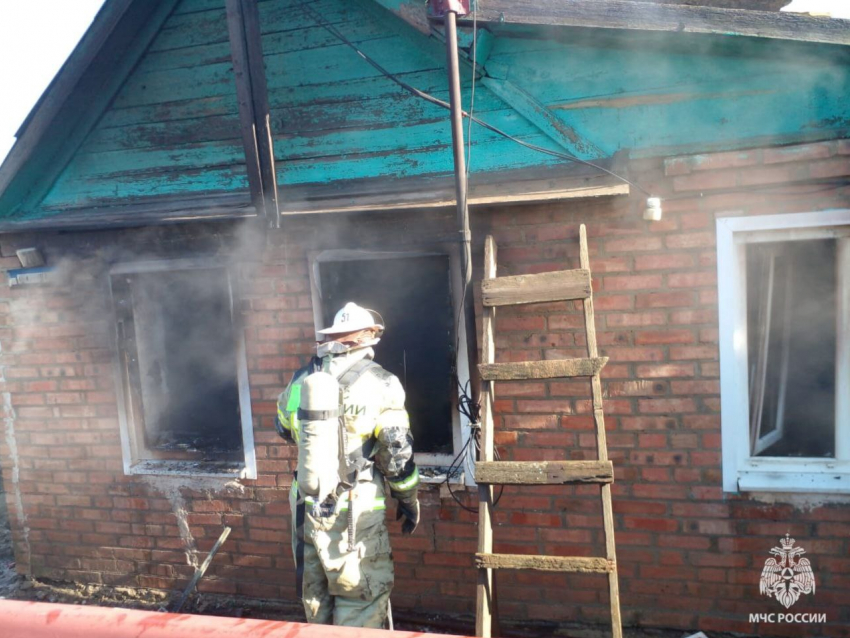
[{"left": 276, "top": 347, "right": 420, "bottom": 513}]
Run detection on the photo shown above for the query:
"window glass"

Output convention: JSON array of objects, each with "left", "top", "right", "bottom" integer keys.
[
  {"left": 746, "top": 239, "right": 836, "bottom": 458},
  {"left": 112, "top": 267, "right": 244, "bottom": 465}
]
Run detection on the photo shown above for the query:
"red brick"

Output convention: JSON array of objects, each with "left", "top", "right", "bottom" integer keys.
[
  {"left": 603, "top": 274, "right": 662, "bottom": 291},
  {"left": 499, "top": 316, "right": 546, "bottom": 331},
  {"left": 739, "top": 163, "right": 807, "bottom": 187},
  {"left": 763, "top": 142, "right": 834, "bottom": 164},
  {"left": 635, "top": 291, "right": 694, "bottom": 308},
  {"left": 636, "top": 363, "right": 695, "bottom": 378},
  {"left": 634, "top": 330, "right": 694, "bottom": 345},
  {"left": 667, "top": 271, "right": 717, "bottom": 288},
  {"left": 638, "top": 398, "right": 696, "bottom": 414},
  {"left": 624, "top": 517, "right": 679, "bottom": 532},
  {"left": 670, "top": 380, "right": 720, "bottom": 394},
  {"left": 605, "top": 236, "right": 663, "bottom": 253},
  {"left": 670, "top": 308, "right": 716, "bottom": 324},
  {"left": 633, "top": 253, "right": 694, "bottom": 270},
  {"left": 673, "top": 169, "right": 737, "bottom": 192},
  {"left": 606, "top": 312, "right": 666, "bottom": 327},
  {"left": 809, "top": 156, "right": 850, "bottom": 179},
  {"left": 665, "top": 232, "right": 715, "bottom": 249},
  {"left": 502, "top": 415, "right": 558, "bottom": 429},
  {"left": 691, "top": 149, "right": 761, "bottom": 172},
  {"left": 603, "top": 347, "right": 664, "bottom": 362},
  {"left": 669, "top": 345, "right": 717, "bottom": 360}
]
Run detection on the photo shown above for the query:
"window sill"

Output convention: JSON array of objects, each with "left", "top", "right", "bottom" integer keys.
[
  {"left": 738, "top": 470, "right": 850, "bottom": 494},
  {"left": 127, "top": 459, "right": 250, "bottom": 479},
  {"left": 419, "top": 466, "right": 466, "bottom": 485}
]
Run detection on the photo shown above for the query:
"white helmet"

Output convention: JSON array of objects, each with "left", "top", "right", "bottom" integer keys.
[{"left": 318, "top": 302, "right": 385, "bottom": 336}]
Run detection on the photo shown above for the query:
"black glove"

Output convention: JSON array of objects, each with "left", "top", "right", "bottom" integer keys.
[{"left": 395, "top": 493, "right": 420, "bottom": 535}]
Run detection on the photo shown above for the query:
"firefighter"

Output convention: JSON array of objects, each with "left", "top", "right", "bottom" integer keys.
[{"left": 276, "top": 302, "right": 420, "bottom": 628}]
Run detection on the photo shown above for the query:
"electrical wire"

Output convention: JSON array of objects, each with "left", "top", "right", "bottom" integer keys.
[{"left": 299, "top": 4, "right": 652, "bottom": 197}]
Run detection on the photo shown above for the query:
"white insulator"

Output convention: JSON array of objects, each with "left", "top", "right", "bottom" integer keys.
[
  {"left": 297, "top": 371, "right": 341, "bottom": 501},
  {"left": 644, "top": 197, "right": 663, "bottom": 221}
]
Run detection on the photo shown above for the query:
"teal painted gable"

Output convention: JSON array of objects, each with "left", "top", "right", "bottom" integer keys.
[
  {"left": 484, "top": 30, "right": 850, "bottom": 159},
  {"left": 7, "top": 0, "right": 850, "bottom": 221},
  {"left": 39, "top": 0, "right": 248, "bottom": 213}
]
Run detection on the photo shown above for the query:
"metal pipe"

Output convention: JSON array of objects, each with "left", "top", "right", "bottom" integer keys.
[
  {"left": 171, "top": 525, "right": 232, "bottom": 613},
  {"left": 444, "top": 9, "right": 481, "bottom": 407},
  {"left": 0, "top": 600, "right": 464, "bottom": 638}
]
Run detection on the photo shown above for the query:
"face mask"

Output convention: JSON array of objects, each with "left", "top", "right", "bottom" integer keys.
[
  {"left": 316, "top": 340, "right": 351, "bottom": 357},
  {"left": 316, "top": 337, "right": 381, "bottom": 358}
]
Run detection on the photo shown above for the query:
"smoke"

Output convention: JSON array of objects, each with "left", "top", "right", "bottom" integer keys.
[{"left": 141, "top": 475, "right": 244, "bottom": 570}]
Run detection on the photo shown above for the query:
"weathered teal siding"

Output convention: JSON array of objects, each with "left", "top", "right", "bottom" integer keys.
[
  {"left": 485, "top": 32, "right": 850, "bottom": 159},
  {"left": 22, "top": 0, "right": 850, "bottom": 217},
  {"left": 261, "top": 0, "right": 561, "bottom": 187},
  {"left": 40, "top": 0, "right": 247, "bottom": 212}
]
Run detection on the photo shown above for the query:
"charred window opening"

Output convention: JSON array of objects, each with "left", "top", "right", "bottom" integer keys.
[
  {"left": 318, "top": 256, "right": 455, "bottom": 455},
  {"left": 747, "top": 239, "right": 837, "bottom": 458},
  {"left": 111, "top": 266, "right": 250, "bottom": 473}
]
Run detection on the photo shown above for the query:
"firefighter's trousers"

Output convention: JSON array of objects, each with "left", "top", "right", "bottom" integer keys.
[{"left": 290, "top": 478, "right": 394, "bottom": 628}]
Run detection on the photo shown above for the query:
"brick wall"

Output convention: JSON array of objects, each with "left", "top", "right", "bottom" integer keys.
[{"left": 0, "top": 140, "right": 848, "bottom": 636}]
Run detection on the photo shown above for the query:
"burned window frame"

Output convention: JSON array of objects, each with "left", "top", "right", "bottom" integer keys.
[
  {"left": 109, "top": 258, "right": 257, "bottom": 479},
  {"left": 308, "top": 247, "right": 474, "bottom": 484},
  {"left": 717, "top": 210, "right": 850, "bottom": 495}
]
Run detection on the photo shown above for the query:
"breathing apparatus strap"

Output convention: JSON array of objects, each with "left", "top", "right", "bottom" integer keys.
[
  {"left": 293, "top": 475, "right": 306, "bottom": 598},
  {"left": 336, "top": 358, "right": 379, "bottom": 482},
  {"left": 335, "top": 358, "right": 380, "bottom": 551}
]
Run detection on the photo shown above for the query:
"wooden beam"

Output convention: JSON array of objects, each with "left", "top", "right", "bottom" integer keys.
[
  {"left": 457, "top": 0, "right": 850, "bottom": 47},
  {"left": 225, "top": 0, "right": 265, "bottom": 219},
  {"left": 475, "top": 553, "right": 615, "bottom": 573},
  {"left": 0, "top": 194, "right": 256, "bottom": 233},
  {"left": 226, "top": 0, "right": 281, "bottom": 228},
  {"left": 475, "top": 460, "right": 614, "bottom": 485},
  {"left": 241, "top": 0, "right": 281, "bottom": 229},
  {"left": 476, "top": 235, "right": 497, "bottom": 638},
  {"left": 479, "top": 357, "right": 607, "bottom": 381},
  {"left": 481, "top": 269, "right": 592, "bottom": 307},
  {"left": 481, "top": 77, "right": 602, "bottom": 159}
]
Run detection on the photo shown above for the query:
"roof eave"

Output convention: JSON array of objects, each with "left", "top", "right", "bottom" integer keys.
[{"left": 451, "top": 0, "right": 850, "bottom": 47}]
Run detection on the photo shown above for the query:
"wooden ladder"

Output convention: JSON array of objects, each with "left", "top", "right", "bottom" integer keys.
[{"left": 475, "top": 225, "right": 622, "bottom": 638}]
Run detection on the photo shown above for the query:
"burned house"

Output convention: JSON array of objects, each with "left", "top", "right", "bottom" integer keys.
[{"left": 0, "top": 0, "right": 848, "bottom": 635}]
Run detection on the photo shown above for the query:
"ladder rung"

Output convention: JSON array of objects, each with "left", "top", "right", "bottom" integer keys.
[
  {"left": 476, "top": 553, "right": 614, "bottom": 573},
  {"left": 481, "top": 269, "right": 591, "bottom": 307},
  {"left": 479, "top": 357, "right": 607, "bottom": 381},
  {"left": 475, "top": 460, "right": 614, "bottom": 485}
]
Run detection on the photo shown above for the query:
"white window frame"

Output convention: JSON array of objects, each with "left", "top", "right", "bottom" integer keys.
[
  {"left": 308, "top": 248, "right": 474, "bottom": 485},
  {"left": 109, "top": 258, "right": 257, "bottom": 479},
  {"left": 718, "top": 210, "right": 850, "bottom": 494}
]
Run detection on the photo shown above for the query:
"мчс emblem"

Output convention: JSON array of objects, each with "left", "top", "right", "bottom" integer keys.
[{"left": 759, "top": 534, "right": 816, "bottom": 609}]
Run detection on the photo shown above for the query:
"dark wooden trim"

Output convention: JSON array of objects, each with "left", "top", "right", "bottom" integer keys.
[
  {"left": 225, "top": 0, "right": 265, "bottom": 217},
  {"left": 225, "top": 0, "right": 280, "bottom": 228},
  {"left": 456, "top": 0, "right": 850, "bottom": 47},
  {"left": 0, "top": 194, "right": 257, "bottom": 233},
  {"left": 241, "top": 0, "right": 280, "bottom": 229},
  {"left": 279, "top": 160, "right": 630, "bottom": 215},
  {"left": 0, "top": 0, "right": 182, "bottom": 213}
]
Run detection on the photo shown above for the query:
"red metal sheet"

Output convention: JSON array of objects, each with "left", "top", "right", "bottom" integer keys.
[{"left": 0, "top": 600, "right": 464, "bottom": 638}]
